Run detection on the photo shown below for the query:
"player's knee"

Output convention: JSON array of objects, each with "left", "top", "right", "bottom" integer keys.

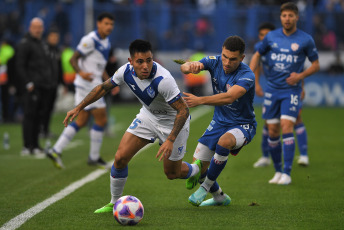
[
  {"left": 114, "top": 154, "right": 129, "bottom": 168},
  {"left": 164, "top": 170, "right": 181, "bottom": 180},
  {"left": 218, "top": 136, "right": 235, "bottom": 150}
]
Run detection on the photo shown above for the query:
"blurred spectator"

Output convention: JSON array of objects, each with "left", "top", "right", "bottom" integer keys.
[
  {"left": 326, "top": 52, "right": 344, "bottom": 75},
  {"left": 52, "top": 3, "right": 69, "bottom": 44},
  {"left": 194, "top": 16, "right": 214, "bottom": 50},
  {"left": 0, "top": 38, "right": 15, "bottom": 122},
  {"left": 40, "top": 28, "right": 64, "bottom": 138},
  {"left": 16, "top": 18, "right": 52, "bottom": 157}
]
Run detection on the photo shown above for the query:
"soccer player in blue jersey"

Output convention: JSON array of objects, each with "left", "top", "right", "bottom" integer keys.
[
  {"left": 61, "top": 39, "right": 201, "bottom": 213},
  {"left": 250, "top": 2, "right": 319, "bottom": 185},
  {"left": 181, "top": 36, "right": 257, "bottom": 206},
  {"left": 253, "top": 22, "right": 311, "bottom": 168}
]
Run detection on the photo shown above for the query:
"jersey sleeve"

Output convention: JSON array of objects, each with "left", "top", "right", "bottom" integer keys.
[
  {"left": 257, "top": 35, "right": 270, "bottom": 56},
  {"left": 236, "top": 70, "right": 255, "bottom": 92},
  {"left": 158, "top": 76, "right": 181, "bottom": 104},
  {"left": 76, "top": 36, "right": 94, "bottom": 56},
  {"left": 111, "top": 63, "right": 129, "bottom": 86},
  {"left": 305, "top": 36, "right": 319, "bottom": 63},
  {"left": 199, "top": 55, "right": 217, "bottom": 71}
]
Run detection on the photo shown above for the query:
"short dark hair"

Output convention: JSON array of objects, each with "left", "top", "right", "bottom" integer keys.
[
  {"left": 129, "top": 39, "right": 152, "bottom": 56},
  {"left": 222, "top": 36, "right": 245, "bottom": 55},
  {"left": 97, "top": 12, "right": 114, "bottom": 22},
  {"left": 258, "top": 22, "right": 276, "bottom": 32},
  {"left": 280, "top": 2, "right": 299, "bottom": 15}
]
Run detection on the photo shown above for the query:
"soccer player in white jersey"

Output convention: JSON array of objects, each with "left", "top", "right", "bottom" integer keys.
[
  {"left": 250, "top": 2, "right": 319, "bottom": 185},
  {"left": 60, "top": 39, "right": 201, "bottom": 213},
  {"left": 47, "top": 12, "right": 115, "bottom": 169}
]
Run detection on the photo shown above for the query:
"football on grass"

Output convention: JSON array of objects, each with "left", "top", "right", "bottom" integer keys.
[{"left": 113, "top": 195, "right": 144, "bottom": 226}]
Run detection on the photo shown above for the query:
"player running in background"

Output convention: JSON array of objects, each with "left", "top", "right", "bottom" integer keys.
[
  {"left": 47, "top": 12, "right": 115, "bottom": 169},
  {"left": 253, "top": 22, "right": 310, "bottom": 168},
  {"left": 181, "top": 36, "right": 257, "bottom": 206},
  {"left": 62, "top": 39, "right": 201, "bottom": 213},
  {"left": 250, "top": 2, "right": 319, "bottom": 184}
]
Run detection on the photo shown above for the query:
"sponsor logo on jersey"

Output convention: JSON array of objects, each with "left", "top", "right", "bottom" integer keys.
[
  {"left": 272, "top": 43, "right": 278, "bottom": 48},
  {"left": 280, "top": 48, "right": 289, "bottom": 52},
  {"left": 209, "top": 56, "right": 216, "bottom": 59},
  {"left": 147, "top": 86, "right": 155, "bottom": 98},
  {"left": 129, "top": 84, "right": 136, "bottom": 90},
  {"left": 291, "top": 43, "right": 299, "bottom": 51},
  {"left": 82, "top": 43, "right": 88, "bottom": 47}
]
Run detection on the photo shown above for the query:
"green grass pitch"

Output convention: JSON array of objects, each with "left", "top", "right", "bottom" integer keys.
[{"left": 0, "top": 104, "right": 343, "bottom": 229}]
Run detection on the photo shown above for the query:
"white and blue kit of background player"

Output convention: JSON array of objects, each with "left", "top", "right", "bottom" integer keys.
[
  {"left": 257, "top": 28, "right": 319, "bottom": 123},
  {"left": 194, "top": 55, "right": 257, "bottom": 162},
  {"left": 74, "top": 30, "right": 111, "bottom": 110},
  {"left": 110, "top": 61, "right": 190, "bottom": 161}
]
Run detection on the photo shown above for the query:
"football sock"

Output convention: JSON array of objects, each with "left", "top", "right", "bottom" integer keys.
[
  {"left": 182, "top": 161, "right": 199, "bottom": 179},
  {"left": 262, "top": 126, "right": 269, "bottom": 157},
  {"left": 268, "top": 136, "right": 282, "bottom": 172},
  {"left": 282, "top": 133, "right": 295, "bottom": 175},
  {"left": 211, "top": 187, "right": 225, "bottom": 202},
  {"left": 207, "top": 144, "right": 230, "bottom": 181},
  {"left": 294, "top": 123, "right": 308, "bottom": 156},
  {"left": 199, "top": 171, "right": 207, "bottom": 184},
  {"left": 89, "top": 124, "right": 105, "bottom": 161},
  {"left": 110, "top": 164, "right": 128, "bottom": 204},
  {"left": 53, "top": 122, "right": 79, "bottom": 154}
]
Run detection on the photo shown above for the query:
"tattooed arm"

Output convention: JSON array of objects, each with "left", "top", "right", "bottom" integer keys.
[
  {"left": 156, "top": 97, "right": 190, "bottom": 161},
  {"left": 63, "top": 79, "right": 116, "bottom": 126}
]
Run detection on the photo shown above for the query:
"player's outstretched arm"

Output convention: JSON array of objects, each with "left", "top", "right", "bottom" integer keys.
[
  {"left": 63, "top": 79, "right": 115, "bottom": 127},
  {"left": 156, "top": 97, "right": 189, "bottom": 161},
  {"left": 180, "top": 61, "right": 204, "bottom": 74},
  {"left": 183, "top": 85, "right": 247, "bottom": 107}
]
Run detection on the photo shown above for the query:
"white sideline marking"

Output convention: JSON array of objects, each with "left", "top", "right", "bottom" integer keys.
[{"left": 0, "top": 106, "right": 211, "bottom": 230}]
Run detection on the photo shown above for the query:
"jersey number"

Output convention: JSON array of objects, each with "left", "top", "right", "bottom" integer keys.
[
  {"left": 129, "top": 118, "right": 141, "bottom": 129},
  {"left": 290, "top": 94, "right": 299, "bottom": 105}
]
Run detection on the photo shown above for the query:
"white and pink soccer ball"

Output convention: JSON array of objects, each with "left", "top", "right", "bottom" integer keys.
[{"left": 113, "top": 195, "right": 144, "bottom": 226}]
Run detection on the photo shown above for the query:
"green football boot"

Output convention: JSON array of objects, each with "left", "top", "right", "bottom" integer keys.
[
  {"left": 186, "top": 159, "right": 202, "bottom": 190},
  {"left": 199, "top": 194, "right": 231, "bottom": 207},
  {"left": 94, "top": 203, "right": 114, "bottom": 213}
]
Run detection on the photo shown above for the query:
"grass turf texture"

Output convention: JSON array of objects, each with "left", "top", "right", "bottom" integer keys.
[{"left": 0, "top": 105, "right": 343, "bottom": 229}]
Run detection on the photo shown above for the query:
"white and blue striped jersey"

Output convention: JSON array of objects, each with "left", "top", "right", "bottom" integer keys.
[
  {"left": 74, "top": 30, "right": 111, "bottom": 92},
  {"left": 257, "top": 28, "right": 319, "bottom": 90},
  {"left": 199, "top": 56, "right": 256, "bottom": 127},
  {"left": 111, "top": 62, "right": 182, "bottom": 126}
]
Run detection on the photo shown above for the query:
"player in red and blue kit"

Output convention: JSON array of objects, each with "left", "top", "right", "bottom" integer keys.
[
  {"left": 250, "top": 2, "right": 319, "bottom": 185},
  {"left": 181, "top": 36, "right": 257, "bottom": 206}
]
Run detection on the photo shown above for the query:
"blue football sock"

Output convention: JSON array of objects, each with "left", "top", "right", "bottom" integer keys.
[
  {"left": 262, "top": 126, "right": 269, "bottom": 157},
  {"left": 111, "top": 164, "right": 128, "bottom": 178},
  {"left": 268, "top": 136, "right": 282, "bottom": 172},
  {"left": 207, "top": 144, "right": 230, "bottom": 181},
  {"left": 294, "top": 123, "right": 308, "bottom": 156},
  {"left": 282, "top": 133, "right": 295, "bottom": 175},
  {"left": 182, "top": 161, "right": 192, "bottom": 179}
]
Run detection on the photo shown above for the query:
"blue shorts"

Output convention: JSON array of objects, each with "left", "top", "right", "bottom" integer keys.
[
  {"left": 262, "top": 87, "right": 302, "bottom": 122},
  {"left": 198, "top": 120, "right": 256, "bottom": 155}
]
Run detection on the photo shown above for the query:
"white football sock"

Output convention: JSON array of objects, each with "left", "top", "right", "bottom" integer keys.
[
  {"left": 211, "top": 187, "right": 225, "bottom": 202},
  {"left": 110, "top": 175, "right": 127, "bottom": 204},
  {"left": 53, "top": 125, "right": 78, "bottom": 154},
  {"left": 189, "top": 163, "right": 200, "bottom": 177},
  {"left": 89, "top": 128, "right": 104, "bottom": 161},
  {"left": 201, "top": 176, "right": 215, "bottom": 192}
]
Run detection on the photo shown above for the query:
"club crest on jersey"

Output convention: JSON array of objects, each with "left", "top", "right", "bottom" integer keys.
[
  {"left": 226, "top": 84, "right": 232, "bottom": 90},
  {"left": 291, "top": 43, "right": 299, "bottom": 51},
  {"left": 147, "top": 86, "right": 155, "bottom": 98}
]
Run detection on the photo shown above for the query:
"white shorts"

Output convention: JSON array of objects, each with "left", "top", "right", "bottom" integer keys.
[
  {"left": 194, "top": 128, "right": 246, "bottom": 162},
  {"left": 126, "top": 113, "right": 190, "bottom": 161},
  {"left": 75, "top": 85, "right": 106, "bottom": 111}
]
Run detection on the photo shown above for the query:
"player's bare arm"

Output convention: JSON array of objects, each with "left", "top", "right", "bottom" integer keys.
[
  {"left": 70, "top": 51, "right": 93, "bottom": 81},
  {"left": 180, "top": 61, "right": 204, "bottom": 74},
  {"left": 156, "top": 97, "right": 189, "bottom": 161},
  {"left": 255, "top": 63, "right": 264, "bottom": 97},
  {"left": 183, "top": 85, "right": 246, "bottom": 108},
  {"left": 286, "top": 59, "right": 320, "bottom": 85},
  {"left": 63, "top": 79, "right": 115, "bottom": 127},
  {"left": 249, "top": 51, "right": 261, "bottom": 72}
]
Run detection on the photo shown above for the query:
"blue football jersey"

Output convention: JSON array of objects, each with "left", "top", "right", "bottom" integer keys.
[
  {"left": 254, "top": 41, "right": 271, "bottom": 77},
  {"left": 257, "top": 28, "right": 318, "bottom": 90},
  {"left": 199, "top": 55, "right": 256, "bottom": 127}
]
